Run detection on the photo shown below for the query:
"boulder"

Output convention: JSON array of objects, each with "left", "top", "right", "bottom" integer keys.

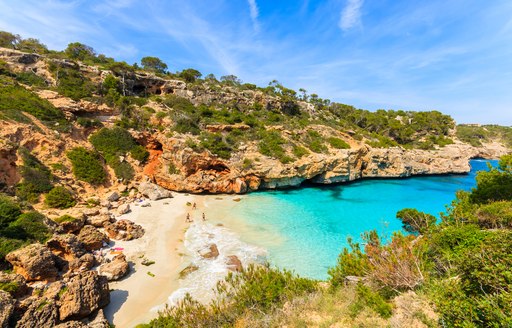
[
  {"left": 138, "top": 181, "right": 173, "bottom": 200},
  {"left": 58, "top": 215, "right": 86, "bottom": 233},
  {"left": 179, "top": 264, "right": 199, "bottom": 279},
  {"left": 117, "top": 203, "right": 131, "bottom": 215},
  {"left": 198, "top": 244, "right": 219, "bottom": 259},
  {"left": 98, "top": 254, "right": 129, "bottom": 281},
  {"left": 16, "top": 297, "right": 59, "bottom": 328},
  {"left": 85, "top": 309, "right": 110, "bottom": 328},
  {"left": 104, "top": 220, "right": 144, "bottom": 241},
  {"left": 0, "top": 291, "right": 14, "bottom": 328},
  {"left": 107, "top": 192, "right": 120, "bottom": 202},
  {"left": 5, "top": 244, "right": 58, "bottom": 282},
  {"left": 58, "top": 271, "right": 110, "bottom": 321},
  {"left": 77, "top": 226, "right": 109, "bottom": 251},
  {"left": 226, "top": 255, "right": 243, "bottom": 272},
  {"left": 46, "top": 234, "right": 86, "bottom": 262},
  {"left": 83, "top": 208, "right": 100, "bottom": 217},
  {"left": 0, "top": 272, "right": 28, "bottom": 298},
  {"left": 86, "top": 214, "right": 114, "bottom": 228},
  {"left": 68, "top": 253, "right": 95, "bottom": 273}
]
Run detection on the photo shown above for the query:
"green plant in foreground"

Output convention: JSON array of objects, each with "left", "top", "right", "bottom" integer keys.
[{"left": 44, "top": 186, "right": 76, "bottom": 209}]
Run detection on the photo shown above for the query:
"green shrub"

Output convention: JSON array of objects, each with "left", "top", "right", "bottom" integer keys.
[
  {"left": 90, "top": 126, "right": 136, "bottom": 159},
  {"left": 67, "top": 147, "right": 107, "bottom": 185},
  {"left": 475, "top": 201, "right": 512, "bottom": 229},
  {"left": 168, "top": 162, "right": 180, "bottom": 175},
  {"left": 15, "top": 148, "right": 53, "bottom": 202},
  {"left": 305, "top": 130, "right": 327, "bottom": 153},
  {"left": 146, "top": 264, "right": 317, "bottom": 327},
  {"left": 199, "top": 133, "right": 233, "bottom": 159},
  {"left": 9, "top": 212, "right": 50, "bottom": 243},
  {"left": 258, "top": 130, "right": 291, "bottom": 163},
  {"left": 0, "top": 194, "right": 21, "bottom": 229},
  {"left": 0, "top": 237, "right": 26, "bottom": 260},
  {"left": 15, "top": 71, "right": 47, "bottom": 87},
  {"left": 53, "top": 214, "right": 76, "bottom": 223},
  {"left": 396, "top": 208, "right": 436, "bottom": 234},
  {"left": 328, "top": 238, "right": 369, "bottom": 288},
  {"left": 54, "top": 67, "right": 95, "bottom": 100},
  {"left": 130, "top": 145, "right": 149, "bottom": 163},
  {"left": 109, "top": 157, "right": 135, "bottom": 181},
  {"left": 0, "top": 77, "right": 69, "bottom": 129},
  {"left": 76, "top": 117, "right": 102, "bottom": 128},
  {"left": 328, "top": 137, "right": 350, "bottom": 149},
  {"left": 44, "top": 186, "right": 76, "bottom": 209},
  {"left": 292, "top": 145, "right": 309, "bottom": 158},
  {"left": 349, "top": 284, "right": 393, "bottom": 319},
  {"left": 0, "top": 281, "right": 20, "bottom": 294}
]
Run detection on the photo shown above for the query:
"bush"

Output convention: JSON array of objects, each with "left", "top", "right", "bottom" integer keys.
[
  {"left": 199, "top": 133, "right": 233, "bottom": 159},
  {"left": 44, "top": 186, "right": 76, "bottom": 209},
  {"left": 258, "top": 130, "right": 291, "bottom": 163},
  {"left": 349, "top": 284, "right": 393, "bottom": 319},
  {"left": 53, "top": 214, "right": 76, "bottom": 224},
  {"left": 130, "top": 145, "right": 149, "bottom": 163},
  {"left": 90, "top": 127, "right": 136, "bottom": 159},
  {"left": 396, "top": 208, "right": 436, "bottom": 234},
  {"left": 0, "top": 194, "right": 21, "bottom": 229},
  {"left": 15, "top": 148, "right": 53, "bottom": 202},
  {"left": 145, "top": 264, "right": 317, "bottom": 327},
  {"left": 15, "top": 71, "right": 47, "bottom": 87},
  {"left": 475, "top": 201, "right": 512, "bottom": 229},
  {"left": 328, "top": 238, "right": 369, "bottom": 288},
  {"left": 109, "top": 157, "right": 135, "bottom": 181},
  {"left": 76, "top": 117, "right": 102, "bottom": 128},
  {"left": 328, "top": 137, "right": 350, "bottom": 149},
  {"left": 8, "top": 212, "right": 50, "bottom": 243},
  {"left": 305, "top": 130, "right": 327, "bottom": 153},
  {"left": 54, "top": 67, "right": 95, "bottom": 100},
  {"left": 0, "top": 237, "right": 26, "bottom": 260},
  {"left": 67, "top": 147, "right": 107, "bottom": 185}
]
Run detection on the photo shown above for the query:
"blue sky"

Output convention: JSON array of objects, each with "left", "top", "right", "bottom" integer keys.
[{"left": 1, "top": 0, "right": 512, "bottom": 124}]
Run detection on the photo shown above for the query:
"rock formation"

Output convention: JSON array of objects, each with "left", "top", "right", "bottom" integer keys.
[
  {"left": 98, "top": 254, "right": 130, "bottom": 281},
  {"left": 104, "top": 219, "right": 144, "bottom": 240},
  {"left": 5, "top": 244, "right": 58, "bottom": 282},
  {"left": 77, "top": 226, "right": 109, "bottom": 251}
]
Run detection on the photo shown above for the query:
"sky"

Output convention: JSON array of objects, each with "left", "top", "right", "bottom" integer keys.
[{"left": 1, "top": 0, "right": 512, "bottom": 125}]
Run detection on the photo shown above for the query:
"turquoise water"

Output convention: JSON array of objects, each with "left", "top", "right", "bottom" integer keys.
[{"left": 216, "top": 159, "right": 497, "bottom": 280}]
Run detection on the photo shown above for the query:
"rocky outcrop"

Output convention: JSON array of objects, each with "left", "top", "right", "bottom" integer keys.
[
  {"left": 58, "top": 215, "right": 86, "bottom": 234},
  {"left": 104, "top": 219, "right": 144, "bottom": 240},
  {"left": 47, "top": 234, "right": 86, "bottom": 262},
  {"left": 86, "top": 213, "right": 114, "bottom": 228},
  {"left": 0, "top": 291, "right": 14, "bottom": 328},
  {"left": 151, "top": 138, "right": 510, "bottom": 194},
  {"left": 77, "top": 226, "right": 109, "bottom": 251},
  {"left": 138, "top": 181, "right": 173, "bottom": 200},
  {"left": 98, "top": 254, "right": 129, "bottom": 281},
  {"left": 58, "top": 271, "right": 110, "bottom": 321},
  {"left": 16, "top": 297, "right": 59, "bottom": 328},
  {"left": 198, "top": 244, "right": 219, "bottom": 259},
  {"left": 5, "top": 244, "right": 58, "bottom": 282}
]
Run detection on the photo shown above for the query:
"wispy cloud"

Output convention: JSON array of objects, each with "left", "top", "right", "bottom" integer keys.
[
  {"left": 339, "top": 0, "right": 364, "bottom": 31},
  {"left": 247, "top": 0, "right": 260, "bottom": 33}
]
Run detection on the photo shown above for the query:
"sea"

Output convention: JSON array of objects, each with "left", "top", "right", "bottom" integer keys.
[{"left": 167, "top": 159, "right": 496, "bottom": 304}]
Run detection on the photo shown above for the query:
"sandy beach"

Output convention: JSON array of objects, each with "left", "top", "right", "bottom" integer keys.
[{"left": 103, "top": 193, "right": 198, "bottom": 327}]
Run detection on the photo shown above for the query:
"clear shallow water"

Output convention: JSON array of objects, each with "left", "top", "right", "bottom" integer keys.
[{"left": 210, "top": 159, "right": 497, "bottom": 280}]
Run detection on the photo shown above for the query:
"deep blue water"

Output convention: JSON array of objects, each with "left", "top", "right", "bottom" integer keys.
[{"left": 219, "top": 159, "right": 497, "bottom": 280}]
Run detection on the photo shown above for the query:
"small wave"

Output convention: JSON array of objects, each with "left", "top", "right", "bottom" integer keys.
[{"left": 166, "top": 222, "right": 267, "bottom": 306}]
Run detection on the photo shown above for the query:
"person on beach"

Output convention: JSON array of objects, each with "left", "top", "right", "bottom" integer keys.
[
  {"left": 186, "top": 213, "right": 191, "bottom": 222},
  {"left": 202, "top": 213, "right": 206, "bottom": 221},
  {"left": 193, "top": 202, "right": 197, "bottom": 209}
]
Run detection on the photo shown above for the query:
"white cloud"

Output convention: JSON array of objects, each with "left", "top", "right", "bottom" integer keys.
[
  {"left": 247, "top": 0, "right": 260, "bottom": 32},
  {"left": 339, "top": 0, "right": 364, "bottom": 31}
]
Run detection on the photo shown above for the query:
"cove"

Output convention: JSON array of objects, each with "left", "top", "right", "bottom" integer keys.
[{"left": 208, "top": 159, "right": 497, "bottom": 280}]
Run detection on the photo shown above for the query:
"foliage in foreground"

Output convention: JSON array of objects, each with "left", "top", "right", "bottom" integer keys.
[{"left": 141, "top": 264, "right": 317, "bottom": 328}]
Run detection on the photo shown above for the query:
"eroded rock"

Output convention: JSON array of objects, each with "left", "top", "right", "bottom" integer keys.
[
  {"left": 46, "top": 234, "right": 86, "bottom": 262},
  {"left": 77, "top": 226, "right": 109, "bottom": 251},
  {"left": 5, "top": 244, "right": 58, "bottom": 282},
  {"left": 16, "top": 297, "right": 59, "bottom": 328},
  {"left": 98, "top": 254, "right": 129, "bottom": 281},
  {"left": 58, "top": 271, "right": 110, "bottom": 321},
  {"left": 226, "top": 255, "right": 243, "bottom": 272},
  {"left": 0, "top": 272, "right": 28, "bottom": 298},
  {"left": 138, "top": 181, "right": 173, "bottom": 200},
  {"left": 104, "top": 219, "right": 144, "bottom": 241},
  {"left": 117, "top": 203, "right": 131, "bottom": 215},
  {"left": 0, "top": 291, "right": 14, "bottom": 328}
]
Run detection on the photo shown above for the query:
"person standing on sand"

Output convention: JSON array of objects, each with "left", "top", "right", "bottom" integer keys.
[
  {"left": 186, "top": 213, "right": 191, "bottom": 222},
  {"left": 202, "top": 213, "right": 206, "bottom": 221},
  {"left": 193, "top": 202, "right": 197, "bottom": 209}
]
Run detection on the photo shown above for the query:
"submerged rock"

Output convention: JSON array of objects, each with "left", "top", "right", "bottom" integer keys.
[{"left": 198, "top": 244, "right": 219, "bottom": 259}]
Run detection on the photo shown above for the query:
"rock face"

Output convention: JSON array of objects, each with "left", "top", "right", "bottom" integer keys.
[
  {"left": 151, "top": 139, "right": 510, "bottom": 194},
  {"left": 0, "top": 272, "right": 28, "bottom": 298},
  {"left": 58, "top": 271, "right": 110, "bottom": 321},
  {"left": 104, "top": 219, "right": 144, "bottom": 240},
  {"left": 46, "top": 234, "right": 86, "bottom": 262},
  {"left": 77, "top": 226, "right": 109, "bottom": 251},
  {"left": 138, "top": 181, "right": 173, "bottom": 200},
  {"left": 199, "top": 244, "right": 219, "bottom": 259},
  {"left": 0, "top": 291, "right": 14, "bottom": 328},
  {"left": 5, "top": 244, "right": 58, "bottom": 282},
  {"left": 98, "top": 254, "right": 129, "bottom": 281},
  {"left": 16, "top": 298, "right": 59, "bottom": 328}
]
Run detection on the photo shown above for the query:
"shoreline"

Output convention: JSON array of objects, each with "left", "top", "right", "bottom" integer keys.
[{"left": 103, "top": 193, "right": 194, "bottom": 327}]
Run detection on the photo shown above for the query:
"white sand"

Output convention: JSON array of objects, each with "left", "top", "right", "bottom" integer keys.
[{"left": 103, "top": 193, "right": 196, "bottom": 327}]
